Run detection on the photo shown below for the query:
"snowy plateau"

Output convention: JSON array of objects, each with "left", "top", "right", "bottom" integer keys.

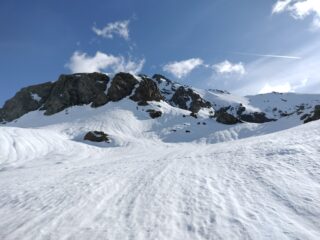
[{"left": 0, "top": 72, "right": 320, "bottom": 240}]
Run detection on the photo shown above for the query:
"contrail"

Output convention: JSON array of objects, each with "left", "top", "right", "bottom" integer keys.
[{"left": 232, "top": 51, "right": 301, "bottom": 60}]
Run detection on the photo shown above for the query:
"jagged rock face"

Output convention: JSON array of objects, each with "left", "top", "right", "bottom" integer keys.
[
  {"left": 215, "top": 108, "right": 240, "bottom": 125},
  {"left": 214, "top": 105, "right": 273, "bottom": 125},
  {"left": 0, "top": 82, "right": 54, "bottom": 122},
  {"left": 43, "top": 73, "right": 109, "bottom": 115},
  {"left": 106, "top": 73, "right": 138, "bottom": 102},
  {"left": 304, "top": 105, "right": 320, "bottom": 123},
  {"left": 170, "top": 86, "right": 212, "bottom": 113},
  {"left": 0, "top": 73, "right": 109, "bottom": 121},
  {"left": 130, "top": 77, "right": 163, "bottom": 105}
]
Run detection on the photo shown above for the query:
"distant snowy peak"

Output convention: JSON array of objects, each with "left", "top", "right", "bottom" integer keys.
[
  {"left": 1, "top": 72, "right": 320, "bottom": 125},
  {"left": 200, "top": 89, "right": 320, "bottom": 124}
]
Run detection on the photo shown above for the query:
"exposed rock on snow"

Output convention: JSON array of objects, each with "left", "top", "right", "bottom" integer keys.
[
  {"left": 43, "top": 73, "right": 109, "bottom": 115},
  {"left": 0, "top": 82, "right": 53, "bottom": 122},
  {"left": 146, "top": 109, "right": 162, "bottom": 119},
  {"left": 304, "top": 105, "right": 320, "bottom": 123},
  {"left": 214, "top": 107, "right": 240, "bottom": 125},
  {"left": 152, "top": 74, "right": 172, "bottom": 84},
  {"left": 106, "top": 72, "right": 138, "bottom": 102},
  {"left": 84, "top": 131, "right": 110, "bottom": 143},
  {"left": 170, "top": 86, "right": 212, "bottom": 113},
  {"left": 0, "top": 73, "right": 110, "bottom": 122},
  {"left": 130, "top": 76, "right": 163, "bottom": 105},
  {"left": 239, "top": 112, "right": 274, "bottom": 123}
]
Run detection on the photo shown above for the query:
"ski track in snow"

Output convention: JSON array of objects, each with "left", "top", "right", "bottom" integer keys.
[{"left": 1, "top": 120, "right": 320, "bottom": 240}]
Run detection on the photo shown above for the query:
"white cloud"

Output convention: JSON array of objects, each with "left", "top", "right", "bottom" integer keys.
[
  {"left": 92, "top": 20, "right": 130, "bottom": 40},
  {"left": 232, "top": 41, "right": 320, "bottom": 95},
  {"left": 232, "top": 51, "right": 301, "bottom": 59},
  {"left": 259, "top": 78, "right": 309, "bottom": 94},
  {"left": 201, "top": 40, "right": 320, "bottom": 95},
  {"left": 259, "top": 82, "right": 292, "bottom": 94},
  {"left": 212, "top": 60, "right": 246, "bottom": 75},
  {"left": 272, "top": 0, "right": 292, "bottom": 14},
  {"left": 272, "top": 0, "right": 320, "bottom": 29},
  {"left": 66, "top": 51, "right": 145, "bottom": 74},
  {"left": 312, "top": 16, "right": 320, "bottom": 28},
  {"left": 163, "top": 58, "right": 203, "bottom": 78}
]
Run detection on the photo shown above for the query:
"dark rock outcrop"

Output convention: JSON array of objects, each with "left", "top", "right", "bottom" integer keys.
[
  {"left": 304, "top": 105, "right": 320, "bottom": 123},
  {"left": 215, "top": 108, "right": 240, "bottom": 125},
  {"left": 84, "top": 131, "right": 110, "bottom": 142},
  {"left": 170, "top": 86, "right": 211, "bottom": 113},
  {"left": 43, "top": 73, "right": 109, "bottom": 115},
  {"left": 130, "top": 77, "right": 163, "bottom": 105},
  {"left": 152, "top": 74, "right": 172, "bottom": 84},
  {"left": 235, "top": 104, "right": 274, "bottom": 124},
  {"left": 146, "top": 109, "right": 162, "bottom": 119},
  {"left": 106, "top": 72, "right": 138, "bottom": 102},
  {"left": 0, "top": 82, "right": 54, "bottom": 122},
  {"left": 239, "top": 112, "right": 274, "bottom": 123},
  {"left": 0, "top": 72, "right": 109, "bottom": 121}
]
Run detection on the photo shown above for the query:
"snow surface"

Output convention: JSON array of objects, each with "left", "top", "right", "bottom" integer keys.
[
  {"left": 1, "top": 94, "right": 320, "bottom": 239},
  {"left": 197, "top": 90, "right": 320, "bottom": 119},
  {"left": 30, "top": 93, "right": 41, "bottom": 102}
]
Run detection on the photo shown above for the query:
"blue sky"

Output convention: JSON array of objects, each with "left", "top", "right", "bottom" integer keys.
[{"left": 1, "top": 0, "right": 320, "bottom": 105}]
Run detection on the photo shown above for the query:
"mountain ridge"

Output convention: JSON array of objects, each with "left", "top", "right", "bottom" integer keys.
[{"left": 1, "top": 72, "right": 320, "bottom": 126}]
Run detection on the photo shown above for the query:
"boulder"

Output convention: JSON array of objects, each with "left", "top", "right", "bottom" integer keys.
[
  {"left": 146, "top": 109, "right": 162, "bottom": 119},
  {"left": 106, "top": 72, "right": 138, "bottom": 102},
  {"left": 84, "top": 131, "right": 110, "bottom": 143},
  {"left": 170, "top": 86, "right": 211, "bottom": 113},
  {"left": 130, "top": 77, "right": 163, "bottom": 105}
]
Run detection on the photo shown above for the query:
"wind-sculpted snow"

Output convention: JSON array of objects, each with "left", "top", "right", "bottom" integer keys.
[{"left": 1, "top": 101, "right": 320, "bottom": 239}]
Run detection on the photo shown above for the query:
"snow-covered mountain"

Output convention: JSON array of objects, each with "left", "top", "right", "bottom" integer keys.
[{"left": 1, "top": 72, "right": 320, "bottom": 240}]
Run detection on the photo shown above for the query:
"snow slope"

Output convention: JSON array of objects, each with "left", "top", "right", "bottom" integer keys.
[
  {"left": 1, "top": 96, "right": 320, "bottom": 239},
  {"left": 198, "top": 89, "right": 320, "bottom": 119}
]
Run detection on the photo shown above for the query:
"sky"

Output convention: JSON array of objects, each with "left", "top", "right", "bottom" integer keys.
[{"left": 1, "top": 0, "right": 320, "bottom": 105}]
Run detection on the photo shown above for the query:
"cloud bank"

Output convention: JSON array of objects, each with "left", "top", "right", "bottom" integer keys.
[
  {"left": 92, "top": 20, "right": 130, "bottom": 40},
  {"left": 272, "top": 0, "right": 320, "bottom": 29},
  {"left": 66, "top": 51, "right": 145, "bottom": 74},
  {"left": 163, "top": 58, "right": 203, "bottom": 78},
  {"left": 222, "top": 41, "right": 320, "bottom": 94},
  {"left": 212, "top": 61, "right": 246, "bottom": 75}
]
